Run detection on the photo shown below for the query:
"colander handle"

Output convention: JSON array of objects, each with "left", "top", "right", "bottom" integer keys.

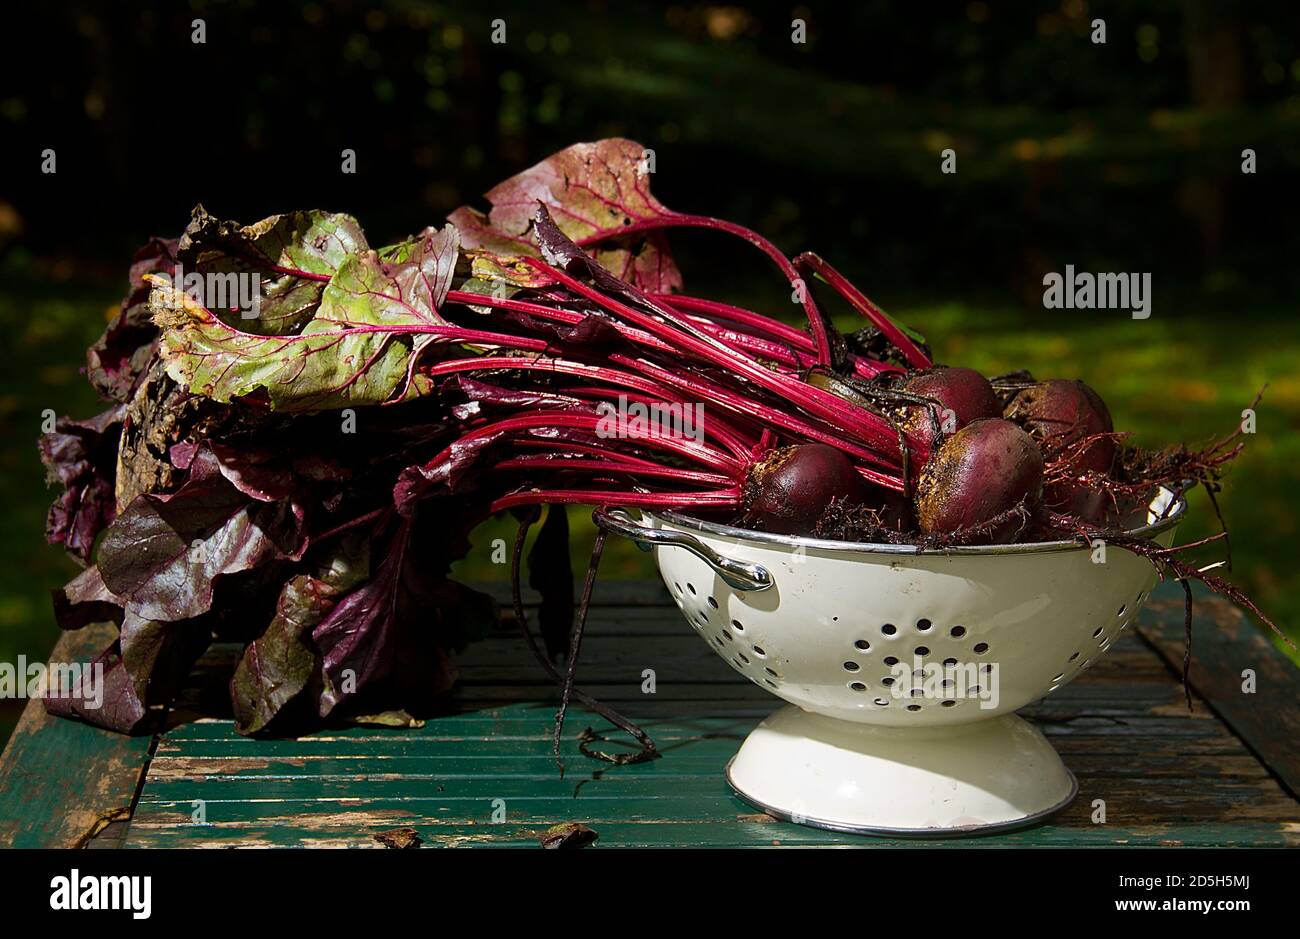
[{"left": 592, "top": 508, "right": 773, "bottom": 593}]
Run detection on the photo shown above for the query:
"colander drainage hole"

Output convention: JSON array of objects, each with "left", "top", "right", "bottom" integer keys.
[
  {"left": 765, "top": 679, "right": 779, "bottom": 689},
  {"left": 881, "top": 677, "right": 895, "bottom": 686},
  {"left": 842, "top": 661, "right": 860, "bottom": 672},
  {"left": 849, "top": 682, "right": 867, "bottom": 692},
  {"left": 881, "top": 623, "right": 897, "bottom": 636},
  {"left": 752, "top": 645, "right": 766, "bottom": 657},
  {"left": 917, "top": 618, "right": 932, "bottom": 631},
  {"left": 673, "top": 582, "right": 682, "bottom": 596},
  {"left": 883, "top": 656, "right": 899, "bottom": 666},
  {"left": 721, "top": 630, "right": 733, "bottom": 642},
  {"left": 854, "top": 639, "right": 871, "bottom": 651},
  {"left": 873, "top": 698, "right": 889, "bottom": 706},
  {"left": 1117, "top": 604, "right": 1126, "bottom": 617},
  {"left": 1092, "top": 627, "right": 1103, "bottom": 638},
  {"left": 1068, "top": 652, "right": 1080, "bottom": 662},
  {"left": 942, "top": 657, "right": 958, "bottom": 667},
  {"left": 906, "top": 704, "right": 921, "bottom": 712},
  {"left": 973, "top": 642, "right": 989, "bottom": 655},
  {"left": 941, "top": 700, "right": 957, "bottom": 708},
  {"left": 707, "top": 596, "right": 719, "bottom": 609},
  {"left": 687, "top": 583, "right": 696, "bottom": 595},
  {"left": 764, "top": 667, "right": 781, "bottom": 678},
  {"left": 914, "top": 645, "right": 930, "bottom": 656},
  {"left": 731, "top": 619, "right": 745, "bottom": 632},
  {"left": 1052, "top": 673, "right": 1065, "bottom": 681},
  {"left": 950, "top": 625, "right": 967, "bottom": 638}
]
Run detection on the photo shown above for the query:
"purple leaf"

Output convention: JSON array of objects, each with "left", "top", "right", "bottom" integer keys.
[
  {"left": 51, "top": 566, "right": 123, "bottom": 631},
  {"left": 97, "top": 449, "right": 307, "bottom": 621},
  {"left": 43, "top": 611, "right": 211, "bottom": 735},
  {"left": 449, "top": 138, "right": 683, "bottom": 294},
  {"left": 231, "top": 536, "right": 370, "bottom": 734},
  {"left": 312, "top": 521, "right": 413, "bottom": 717},
  {"left": 38, "top": 405, "right": 125, "bottom": 565},
  {"left": 87, "top": 237, "right": 179, "bottom": 402}
]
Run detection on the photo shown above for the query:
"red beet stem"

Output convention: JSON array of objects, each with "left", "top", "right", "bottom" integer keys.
[
  {"left": 492, "top": 456, "right": 733, "bottom": 487},
  {"left": 579, "top": 212, "right": 835, "bottom": 366},
  {"left": 428, "top": 410, "right": 744, "bottom": 475},
  {"left": 559, "top": 386, "right": 756, "bottom": 458},
  {"left": 491, "top": 487, "right": 741, "bottom": 513},
  {"left": 657, "top": 294, "right": 901, "bottom": 378},
  {"left": 521, "top": 257, "right": 917, "bottom": 463},
  {"left": 423, "top": 355, "right": 755, "bottom": 459},
  {"left": 794, "top": 252, "right": 932, "bottom": 369},
  {"left": 606, "top": 352, "right": 904, "bottom": 488},
  {"left": 444, "top": 290, "right": 673, "bottom": 353}
]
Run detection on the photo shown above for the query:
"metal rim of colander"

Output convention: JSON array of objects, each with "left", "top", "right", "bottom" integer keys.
[{"left": 653, "top": 486, "right": 1186, "bottom": 557}]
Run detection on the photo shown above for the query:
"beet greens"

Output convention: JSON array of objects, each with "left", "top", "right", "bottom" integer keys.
[{"left": 37, "top": 138, "right": 1284, "bottom": 755}]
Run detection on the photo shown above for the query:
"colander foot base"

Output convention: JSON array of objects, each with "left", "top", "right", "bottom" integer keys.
[{"left": 726, "top": 706, "right": 1077, "bottom": 837}]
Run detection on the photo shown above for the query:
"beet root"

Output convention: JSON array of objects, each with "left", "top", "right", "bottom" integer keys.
[
  {"left": 743, "top": 443, "right": 869, "bottom": 535},
  {"left": 1004, "top": 379, "right": 1116, "bottom": 520},
  {"left": 898, "top": 366, "right": 1001, "bottom": 451},
  {"left": 915, "top": 418, "right": 1044, "bottom": 543}
]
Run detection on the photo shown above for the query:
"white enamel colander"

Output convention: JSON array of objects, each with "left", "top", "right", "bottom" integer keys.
[{"left": 595, "top": 487, "right": 1184, "bottom": 837}]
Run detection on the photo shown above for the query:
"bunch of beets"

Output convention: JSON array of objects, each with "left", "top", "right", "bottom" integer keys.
[{"left": 37, "top": 139, "right": 1281, "bottom": 758}]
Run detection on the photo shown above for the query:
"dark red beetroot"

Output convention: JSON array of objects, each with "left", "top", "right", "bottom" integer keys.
[
  {"left": 915, "top": 418, "right": 1044, "bottom": 543},
  {"left": 898, "top": 367, "right": 1001, "bottom": 451},
  {"left": 743, "top": 443, "right": 869, "bottom": 535},
  {"left": 1004, "top": 379, "right": 1116, "bottom": 520}
]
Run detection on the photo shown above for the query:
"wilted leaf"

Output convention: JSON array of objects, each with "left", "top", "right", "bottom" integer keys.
[
  {"left": 345, "top": 710, "right": 425, "bottom": 728},
  {"left": 374, "top": 827, "right": 422, "bottom": 849},
  {"left": 87, "top": 237, "right": 180, "bottom": 402},
  {"left": 231, "top": 537, "right": 369, "bottom": 735},
  {"left": 449, "top": 138, "right": 682, "bottom": 293},
  {"left": 312, "top": 521, "right": 413, "bottom": 717},
  {"left": 51, "top": 566, "right": 123, "bottom": 631},
  {"left": 539, "top": 822, "right": 598, "bottom": 849},
  {"left": 39, "top": 405, "right": 125, "bottom": 565},
  {"left": 97, "top": 449, "right": 307, "bottom": 622},
  {"left": 177, "top": 205, "right": 368, "bottom": 336},
  {"left": 43, "top": 611, "right": 211, "bottom": 735},
  {"left": 152, "top": 226, "right": 461, "bottom": 411}
]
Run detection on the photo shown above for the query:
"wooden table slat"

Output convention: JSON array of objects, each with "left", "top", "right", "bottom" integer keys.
[
  {"left": 3, "top": 580, "right": 1297, "bottom": 848},
  {"left": 0, "top": 623, "right": 155, "bottom": 848}
]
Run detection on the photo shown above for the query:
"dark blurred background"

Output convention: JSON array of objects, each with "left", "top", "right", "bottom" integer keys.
[{"left": 2, "top": 0, "right": 1298, "bottom": 744}]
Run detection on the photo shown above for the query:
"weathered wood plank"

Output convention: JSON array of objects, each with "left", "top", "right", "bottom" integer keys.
[
  {"left": 121, "top": 819, "right": 1300, "bottom": 849},
  {"left": 7, "top": 580, "right": 1291, "bottom": 849},
  {"left": 1137, "top": 595, "right": 1300, "bottom": 799},
  {"left": 0, "top": 623, "right": 155, "bottom": 848}
]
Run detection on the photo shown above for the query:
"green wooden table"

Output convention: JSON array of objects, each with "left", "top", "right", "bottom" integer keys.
[{"left": 2, "top": 581, "right": 1297, "bottom": 848}]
